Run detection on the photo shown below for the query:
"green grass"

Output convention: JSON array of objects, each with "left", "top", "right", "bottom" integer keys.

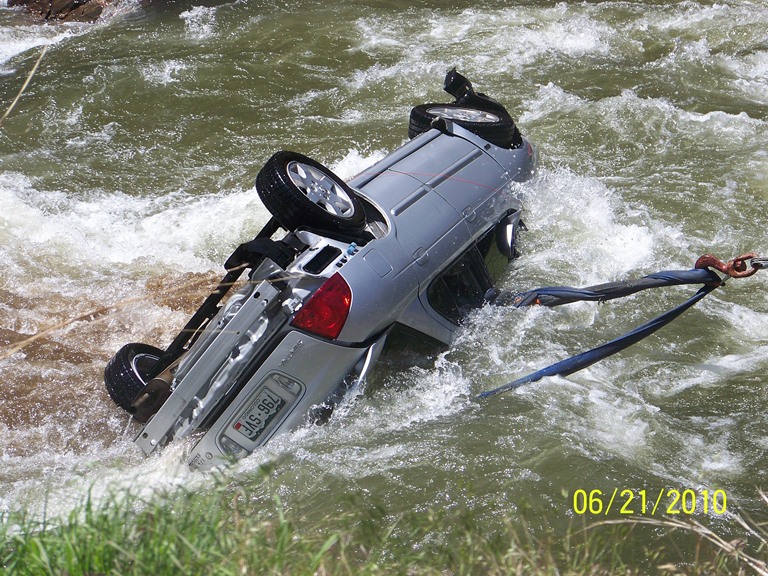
[{"left": 2, "top": 479, "right": 767, "bottom": 575}]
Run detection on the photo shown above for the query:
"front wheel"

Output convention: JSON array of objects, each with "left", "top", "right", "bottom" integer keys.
[
  {"left": 256, "top": 151, "right": 367, "bottom": 234},
  {"left": 408, "top": 103, "right": 522, "bottom": 149},
  {"left": 104, "top": 343, "right": 162, "bottom": 413}
]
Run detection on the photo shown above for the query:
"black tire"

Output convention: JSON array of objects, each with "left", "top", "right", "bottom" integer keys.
[
  {"left": 408, "top": 103, "right": 523, "bottom": 149},
  {"left": 256, "top": 151, "right": 367, "bottom": 234},
  {"left": 104, "top": 343, "right": 163, "bottom": 413}
]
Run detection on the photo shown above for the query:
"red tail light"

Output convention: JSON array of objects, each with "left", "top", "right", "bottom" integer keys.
[{"left": 291, "top": 273, "right": 352, "bottom": 340}]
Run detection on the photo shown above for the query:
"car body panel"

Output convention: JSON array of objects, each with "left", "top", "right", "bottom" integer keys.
[
  {"left": 188, "top": 330, "right": 373, "bottom": 469},
  {"left": 106, "top": 73, "right": 538, "bottom": 470}
]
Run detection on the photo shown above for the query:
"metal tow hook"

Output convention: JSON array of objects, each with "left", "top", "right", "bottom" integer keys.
[{"left": 695, "top": 252, "right": 761, "bottom": 278}]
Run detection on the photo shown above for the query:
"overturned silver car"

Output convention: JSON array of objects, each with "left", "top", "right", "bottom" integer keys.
[{"left": 104, "top": 70, "right": 538, "bottom": 469}]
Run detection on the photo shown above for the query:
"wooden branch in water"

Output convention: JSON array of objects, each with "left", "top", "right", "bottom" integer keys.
[{"left": 0, "top": 45, "right": 47, "bottom": 129}]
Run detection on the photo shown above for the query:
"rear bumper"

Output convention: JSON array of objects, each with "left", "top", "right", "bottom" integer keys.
[{"left": 186, "top": 330, "right": 371, "bottom": 470}]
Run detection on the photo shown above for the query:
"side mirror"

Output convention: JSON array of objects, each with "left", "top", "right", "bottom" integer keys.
[{"left": 495, "top": 211, "right": 524, "bottom": 260}]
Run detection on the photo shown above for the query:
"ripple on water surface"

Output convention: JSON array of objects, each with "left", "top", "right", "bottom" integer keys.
[{"left": 0, "top": 0, "right": 766, "bottom": 527}]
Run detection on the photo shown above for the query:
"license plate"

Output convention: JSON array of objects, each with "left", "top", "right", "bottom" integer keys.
[{"left": 232, "top": 387, "right": 286, "bottom": 441}]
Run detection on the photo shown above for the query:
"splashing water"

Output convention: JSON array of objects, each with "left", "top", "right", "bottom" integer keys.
[{"left": 1, "top": 0, "right": 767, "bottom": 533}]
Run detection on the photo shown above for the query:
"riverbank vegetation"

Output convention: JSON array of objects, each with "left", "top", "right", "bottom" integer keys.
[{"left": 2, "top": 477, "right": 766, "bottom": 575}]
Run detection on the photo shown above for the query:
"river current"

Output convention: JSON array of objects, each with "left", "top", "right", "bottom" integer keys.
[{"left": 1, "top": 0, "right": 767, "bottom": 549}]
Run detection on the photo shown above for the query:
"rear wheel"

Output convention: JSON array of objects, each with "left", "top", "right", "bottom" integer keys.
[
  {"left": 104, "top": 343, "right": 162, "bottom": 413},
  {"left": 408, "top": 103, "right": 522, "bottom": 149},
  {"left": 256, "top": 151, "right": 367, "bottom": 234}
]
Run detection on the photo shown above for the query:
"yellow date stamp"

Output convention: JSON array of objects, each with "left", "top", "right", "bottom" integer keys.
[{"left": 571, "top": 488, "right": 727, "bottom": 516}]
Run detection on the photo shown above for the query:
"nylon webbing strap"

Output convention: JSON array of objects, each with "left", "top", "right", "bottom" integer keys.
[
  {"left": 477, "top": 258, "right": 768, "bottom": 398},
  {"left": 478, "top": 283, "right": 716, "bottom": 398},
  {"left": 502, "top": 268, "right": 721, "bottom": 308}
]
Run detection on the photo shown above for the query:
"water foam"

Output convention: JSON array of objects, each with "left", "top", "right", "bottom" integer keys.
[
  {"left": 141, "top": 59, "right": 189, "bottom": 85},
  {"left": 352, "top": 5, "right": 616, "bottom": 80},
  {"left": 0, "top": 24, "right": 76, "bottom": 72},
  {"left": 520, "top": 169, "right": 663, "bottom": 283},
  {"left": 180, "top": 5, "right": 218, "bottom": 40},
  {"left": 2, "top": 0, "right": 766, "bottom": 527},
  {"left": 0, "top": 171, "right": 274, "bottom": 277}
]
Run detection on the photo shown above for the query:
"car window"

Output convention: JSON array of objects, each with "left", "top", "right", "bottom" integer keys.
[
  {"left": 475, "top": 226, "right": 510, "bottom": 283},
  {"left": 427, "top": 244, "right": 494, "bottom": 324}
]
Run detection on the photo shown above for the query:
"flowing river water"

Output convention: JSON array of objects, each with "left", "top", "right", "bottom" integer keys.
[{"left": 1, "top": 0, "right": 767, "bottom": 554}]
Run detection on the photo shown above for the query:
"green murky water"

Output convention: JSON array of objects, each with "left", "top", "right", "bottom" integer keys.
[{"left": 1, "top": 0, "right": 767, "bottom": 550}]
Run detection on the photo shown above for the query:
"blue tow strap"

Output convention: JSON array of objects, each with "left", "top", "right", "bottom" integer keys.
[{"left": 477, "top": 268, "right": 724, "bottom": 398}]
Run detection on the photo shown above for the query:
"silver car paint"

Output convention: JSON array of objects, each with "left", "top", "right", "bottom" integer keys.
[{"left": 135, "top": 121, "right": 537, "bottom": 469}]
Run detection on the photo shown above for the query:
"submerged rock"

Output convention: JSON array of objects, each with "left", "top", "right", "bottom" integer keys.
[{"left": 8, "top": 0, "right": 107, "bottom": 22}]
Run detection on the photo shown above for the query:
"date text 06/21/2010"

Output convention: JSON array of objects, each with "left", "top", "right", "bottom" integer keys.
[{"left": 571, "top": 488, "right": 727, "bottom": 516}]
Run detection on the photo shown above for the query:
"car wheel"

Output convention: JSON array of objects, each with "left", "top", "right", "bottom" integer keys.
[
  {"left": 408, "top": 103, "right": 523, "bottom": 149},
  {"left": 104, "top": 343, "right": 162, "bottom": 413},
  {"left": 256, "top": 151, "right": 367, "bottom": 234}
]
